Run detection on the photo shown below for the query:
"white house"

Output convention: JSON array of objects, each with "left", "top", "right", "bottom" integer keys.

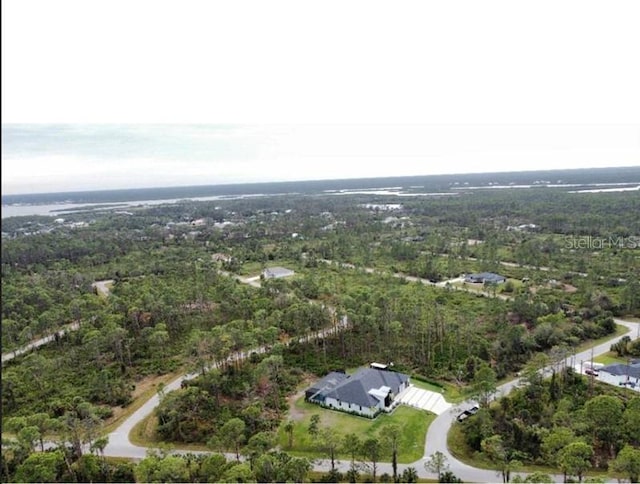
[
  {"left": 305, "top": 368, "right": 410, "bottom": 418},
  {"left": 464, "top": 272, "right": 507, "bottom": 284},
  {"left": 598, "top": 361, "right": 640, "bottom": 391},
  {"left": 262, "top": 267, "right": 295, "bottom": 279}
]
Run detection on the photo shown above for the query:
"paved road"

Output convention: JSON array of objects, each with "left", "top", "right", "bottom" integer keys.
[
  {"left": 424, "top": 317, "right": 639, "bottom": 483},
  {"left": 1, "top": 321, "right": 80, "bottom": 364},
  {"left": 101, "top": 264, "right": 640, "bottom": 482},
  {"left": 218, "top": 270, "right": 262, "bottom": 288},
  {"left": 105, "top": 315, "right": 349, "bottom": 458},
  {"left": 2, "top": 279, "right": 114, "bottom": 364}
]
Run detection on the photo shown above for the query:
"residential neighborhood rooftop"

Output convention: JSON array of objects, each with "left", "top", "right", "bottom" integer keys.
[
  {"left": 600, "top": 362, "right": 640, "bottom": 378},
  {"left": 306, "top": 368, "right": 410, "bottom": 413},
  {"left": 465, "top": 272, "right": 506, "bottom": 284},
  {"left": 262, "top": 266, "right": 295, "bottom": 279}
]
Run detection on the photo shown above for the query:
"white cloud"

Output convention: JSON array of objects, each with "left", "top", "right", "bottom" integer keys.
[
  {"left": 2, "top": 0, "right": 640, "bottom": 195},
  {"left": 2, "top": 0, "right": 640, "bottom": 124}
]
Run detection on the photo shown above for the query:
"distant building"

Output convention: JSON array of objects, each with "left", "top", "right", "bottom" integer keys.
[
  {"left": 464, "top": 272, "right": 507, "bottom": 284},
  {"left": 212, "top": 253, "right": 232, "bottom": 263},
  {"left": 262, "top": 267, "right": 295, "bottom": 279},
  {"left": 507, "top": 223, "right": 538, "bottom": 232},
  {"left": 305, "top": 368, "right": 410, "bottom": 418}
]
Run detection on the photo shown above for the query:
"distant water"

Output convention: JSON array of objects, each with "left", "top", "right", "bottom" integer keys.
[
  {"left": 1, "top": 193, "right": 283, "bottom": 219},
  {"left": 568, "top": 185, "right": 640, "bottom": 193},
  {"left": 3, "top": 167, "right": 640, "bottom": 219},
  {"left": 2, "top": 203, "right": 100, "bottom": 218}
]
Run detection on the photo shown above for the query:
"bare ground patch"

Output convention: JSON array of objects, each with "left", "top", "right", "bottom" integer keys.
[{"left": 286, "top": 376, "right": 315, "bottom": 422}]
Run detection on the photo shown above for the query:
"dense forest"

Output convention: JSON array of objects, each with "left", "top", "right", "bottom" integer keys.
[
  {"left": 459, "top": 368, "right": 640, "bottom": 482},
  {"left": 2, "top": 183, "right": 639, "bottom": 482}
]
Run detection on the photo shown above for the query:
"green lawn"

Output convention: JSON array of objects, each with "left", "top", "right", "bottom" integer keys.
[
  {"left": 411, "top": 380, "right": 444, "bottom": 394},
  {"left": 498, "top": 278, "right": 525, "bottom": 292},
  {"left": 279, "top": 397, "right": 434, "bottom": 463},
  {"left": 238, "top": 261, "right": 264, "bottom": 276},
  {"left": 593, "top": 352, "right": 628, "bottom": 365},
  {"left": 411, "top": 378, "right": 466, "bottom": 404},
  {"left": 573, "top": 323, "right": 630, "bottom": 353}
]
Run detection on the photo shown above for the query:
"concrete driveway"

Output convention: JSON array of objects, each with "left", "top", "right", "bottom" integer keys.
[{"left": 396, "top": 385, "right": 452, "bottom": 415}]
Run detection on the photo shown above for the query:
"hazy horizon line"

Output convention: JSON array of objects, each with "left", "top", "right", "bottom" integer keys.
[{"left": 3, "top": 164, "right": 639, "bottom": 199}]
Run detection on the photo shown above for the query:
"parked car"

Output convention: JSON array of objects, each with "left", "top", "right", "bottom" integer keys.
[
  {"left": 457, "top": 405, "right": 480, "bottom": 422},
  {"left": 456, "top": 411, "right": 471, "bottom": 422}
]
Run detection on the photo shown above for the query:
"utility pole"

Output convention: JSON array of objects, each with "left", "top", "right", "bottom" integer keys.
[{"left": 588, "top": 348, "right": 595, "bottom": 396}]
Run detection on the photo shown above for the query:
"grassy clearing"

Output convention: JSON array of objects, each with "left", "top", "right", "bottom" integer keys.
[
  {"left": 129, "top": 413, "right": 161, "bottom": 447},
  {"left": 410, "top": 378, "right": 466, "bottom": 404},
  {"left": 451, "top": 281, "right": 485, "bottom": 293},
  {"left": 129, "top": 413, "right": 209, "bottom": 452},
  {"left": 279, "top": 397, "right": 434, "bottom": 463},
  {"left": 594, "top": 352, "right": 628, "bottom": 365},
  {"left": 238, "top": 261, "right": 264, "bottom": 276},
  {"left": 499, "top": 278, "right": 525, "bottom": 291},
  {"left": 410, "top": 379, "right": 444, "bottom": 393},
  {"left": 573, "top": 323, "right": 629, "bottom": 354},
  {"left": 447, "top": 424, "right": 495, "bottom": 470}
]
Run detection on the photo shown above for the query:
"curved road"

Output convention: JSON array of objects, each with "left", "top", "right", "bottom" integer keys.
[
  {"left": 423, "top": 317, "right": 639, "bottom": 483},
  {"left": 7, "top": 268, "right": 633, "bottom": 480},
  {"left": 100, "top": 265, "right": 640, "bottom": 481},
  {"left": 103, "top": 318, "right": 639, "bottom": 483}
]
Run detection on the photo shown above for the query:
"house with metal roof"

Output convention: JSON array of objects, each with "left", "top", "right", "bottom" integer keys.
[
  {"left": 262, "top": 267, "right": 295, "bottom": 279},
  {"left": 464, "top": 272, "right": 506, "bottom": 284},
  {"left": 305, "top": 368, "right": 410, "bottom": 417}
]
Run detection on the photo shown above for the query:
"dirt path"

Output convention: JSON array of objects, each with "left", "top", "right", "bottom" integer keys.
[{"left": 286, "top": 389, "right": 308, "bottom": 421}]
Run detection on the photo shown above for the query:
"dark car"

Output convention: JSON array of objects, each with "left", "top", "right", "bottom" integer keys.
[
  {"left": 456, "top": 411, "right": 471, "bottom": 422},
  {"left": 457, "top": 405, "right": 480, "bottom": 422}
]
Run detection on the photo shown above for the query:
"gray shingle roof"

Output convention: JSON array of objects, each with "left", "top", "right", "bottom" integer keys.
[
  {"left": 306, "top": 371, "right": 348, "bottom": 396},
  {"left": 263, "top": 267, "right": 295, "bottom": 278},
  {"left": 600, "top": 362, "right": 640, "bottom": 378},
  {"left": 317, "top": 368, "right": 409, "bottom": 407},
  {"left": 467, "top": 272, "right": 506, "bottom": 282}
]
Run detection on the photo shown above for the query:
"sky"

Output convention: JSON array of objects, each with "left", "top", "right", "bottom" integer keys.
[{"left": 2, "top": 0, "right": 640, "bottom": 195}]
